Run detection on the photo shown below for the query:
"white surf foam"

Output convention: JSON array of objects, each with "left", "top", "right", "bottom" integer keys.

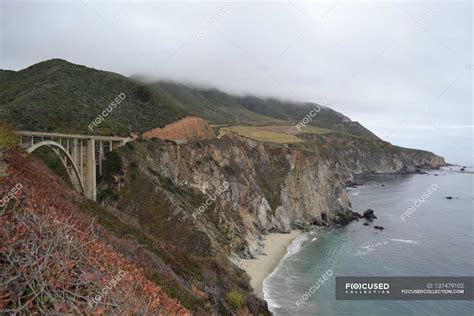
[
  {"left": 356, "top": 241, "right": 388, "bottom": 256},
  {"left": 285, "top": 234, "right": 310, "bottom": 258},
  {"left": 263, "top": 233, "right": 309, "bottom": 313},
  {"left": 390, "top": 238, "right": 418, "bottom": 244}
]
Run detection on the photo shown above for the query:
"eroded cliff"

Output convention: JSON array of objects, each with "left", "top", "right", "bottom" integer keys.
[{"left": 97, "top": 130, "right": 445, "bottom": 313}]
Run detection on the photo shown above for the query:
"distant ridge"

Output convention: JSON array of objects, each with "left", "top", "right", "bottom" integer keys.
[
  {"left": 153, "top": 81, "right": 380, "bottom": 139},
  {"left": 1, "top": 59, "right": 376, "bottom": 139}
]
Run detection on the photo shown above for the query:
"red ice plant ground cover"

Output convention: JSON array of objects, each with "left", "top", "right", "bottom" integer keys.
[{"left": 0, "top": 148, "right": 189, "bottom": 315}]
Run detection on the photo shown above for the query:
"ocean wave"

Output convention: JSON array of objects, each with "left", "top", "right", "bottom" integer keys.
[
  {"left": 285, "top": 234, "right": 310, "bottom": 258},
  {"left": 263, "top": 233, "right": 309, "bottom": 313},
  {"left": 356, "top": 241, "right": 388, "bottom": 256},
  {"left": 390, "top": 238, "right": 418, "bottom": 244},
  {"left": 262, "top": 234, "right": 309, "bottom": 286},
  {"left": 311, "top": 237, "right": 317, "bottom": 242},
  {"left": 263, "top": 295, "right": 282, "bottom": 309}
]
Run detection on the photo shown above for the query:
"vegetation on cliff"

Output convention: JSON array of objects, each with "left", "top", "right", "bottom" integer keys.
[
  {"left": 0, "top": 147, "right": 270, "bottom": 315},
  {"left": 0, "top": 149, "right": 189, "bottom": 314}
]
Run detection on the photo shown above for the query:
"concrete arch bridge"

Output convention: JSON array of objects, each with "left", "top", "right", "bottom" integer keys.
[{"left": 17, "top": 131, "right": 131, "bottom": 201}]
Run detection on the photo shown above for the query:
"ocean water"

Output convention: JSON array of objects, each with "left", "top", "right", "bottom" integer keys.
[{"left": 263, "top": 167, "right": 474, "bottom": 316}]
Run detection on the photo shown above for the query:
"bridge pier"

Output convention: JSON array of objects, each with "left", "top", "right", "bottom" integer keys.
[
  {"left": 17, "top": 131, "right": 131, "bottom": 201},
  {"left": 84, "top": 139, "right": 96, "bottom": 201}
]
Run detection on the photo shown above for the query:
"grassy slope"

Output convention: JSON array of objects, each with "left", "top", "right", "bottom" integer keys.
[
  {"left": 219, "top": 125, "right": 336, "bottom": 144},
  {"left": 153, "top": 81, "right": 380, "bottom": 139},
  {"left": 0, "top": 59, "right": 187, "bottom": 135},
  {"left": 235, "top": 95, "right": 380, "bottom": 139},
  {"left": 153, "top": 81, "right": 282, "bottom": 125}
]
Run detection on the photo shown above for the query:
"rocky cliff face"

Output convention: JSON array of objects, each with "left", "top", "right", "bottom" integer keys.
[
  {"left": 98, "top": 131, "right": 445, "bottom": 313},
  {"left": 299, "top": 133, "right": 446, "bottom": 182},
  {"left": 100, "top": 128, "right": 447, "bottom": 262}
]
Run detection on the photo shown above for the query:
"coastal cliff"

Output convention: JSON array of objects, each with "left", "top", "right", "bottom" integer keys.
[
  {"left": 100, "top": 132, "right": 444, "bottom": 258},
  {"left": 298, "top": 132, "right": 445, "bottom": 181},
  {"left": 97, "top": 129, "right": 445, "bottom": 312}
]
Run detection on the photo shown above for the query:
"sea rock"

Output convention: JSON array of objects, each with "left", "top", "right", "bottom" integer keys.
[
  {"left": 363, "top": 222, "right": 369, "bottom": 226},
  {"left": 414, "top": 168, "right": 427, "bottom": 174},
  {"left": 310, "top": 217, "right": 322, "bottom": 226},
  {"left": 345, "top": 180, "right": 362, "bottom": 188},
  {"left": 446, "top": 196, "right": 453, "bottom": 200},
  {"left": 374, "top": 225, "right": 384, "bottom": 230},
  {"left": 363, "top": 209, "right": 377, "bottom": 221},
  {"left": 293, "top": 219, "right": 304, "bottom": 229}
]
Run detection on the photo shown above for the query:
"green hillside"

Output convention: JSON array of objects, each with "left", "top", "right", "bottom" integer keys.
[
  {"left": 0, "top": 59, "right": 187, "bottom": 135},
  {"left": 154, "top": 81, "right": 379, "bottom": 139},
  {"left": 153, "top": 81, "right": 282, "bottom": 125},
  {"left": 0, "top": 59, "right": 378, "bottom": 139},
  {"left": 235, "top": 96, "right": 380, "bottom": 139}
]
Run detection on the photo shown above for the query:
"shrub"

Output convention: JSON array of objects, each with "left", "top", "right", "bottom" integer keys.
[
  {"left": 225, "top": 291, "right": 246, "bottom": 310},
  {"left": 0, "top": 123, "right": 18, "bottom": 149},
  {"left": 134, "top": 86, "right": 151, "bottom": 103},
  {"left": 224, "top": 165, "right": 235, "bottom": 176},
  {"left": 102, "top": 150, "right": 122, "bottom": 180}
]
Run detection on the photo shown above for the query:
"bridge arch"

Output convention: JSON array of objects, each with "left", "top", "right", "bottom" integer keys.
[
  {"left": 17, "top": 131, "right": 131, "bottom": 201},
  {"left": 27, "top": 141, "right": 86, "bottom": 196}
]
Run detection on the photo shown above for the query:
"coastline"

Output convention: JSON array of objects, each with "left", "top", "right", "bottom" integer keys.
[{"left": 238, "top": 230, "right": 303, "bottom": 298}]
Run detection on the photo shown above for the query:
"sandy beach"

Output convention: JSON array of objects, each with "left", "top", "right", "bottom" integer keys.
[{"left": 239, "top": 230, "right": 302, "bottom": 298}]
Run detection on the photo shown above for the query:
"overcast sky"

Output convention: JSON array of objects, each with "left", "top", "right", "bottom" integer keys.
[{"left": 1, "top": 0, "right": 472, "bottom": 165}]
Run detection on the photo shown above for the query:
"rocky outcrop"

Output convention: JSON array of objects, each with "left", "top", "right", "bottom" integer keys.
[
  {"left": 299, "top": 133, "right": 446, "bottom": 181},
  {"left": 363, "top": 209, "right": 377, "bottom": 221},
  {"left": 100, "top": 134, "right": 360, "bottom": 260}
]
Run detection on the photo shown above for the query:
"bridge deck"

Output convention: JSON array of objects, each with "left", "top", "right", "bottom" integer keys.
[{"left": 17, "top": 131, "right": 132, "bottom": 142}]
